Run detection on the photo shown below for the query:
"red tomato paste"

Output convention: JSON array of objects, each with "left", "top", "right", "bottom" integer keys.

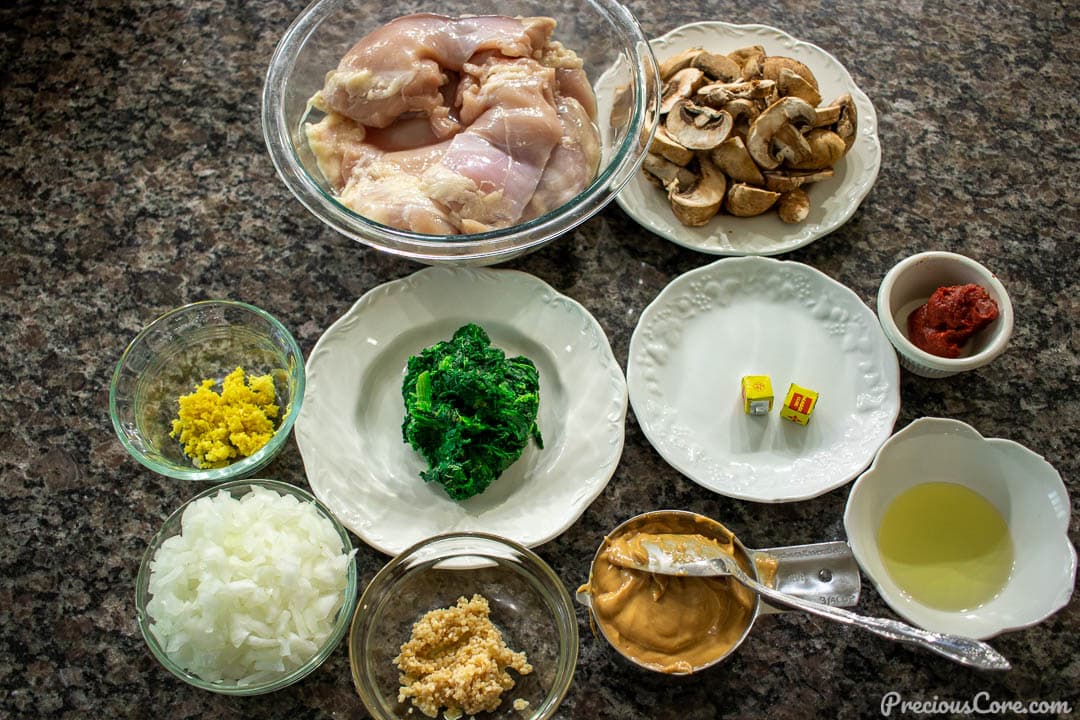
[{"left": 907, "top": 284, "right": 999, "bottom": 358}]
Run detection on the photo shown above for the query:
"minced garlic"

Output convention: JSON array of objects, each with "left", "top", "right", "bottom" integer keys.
[
  {"left": 394, "top": 594, "right": 532, "bottom": 719},
  {"left": 170, "top": 366, "right": 279, "bottom": 468}
]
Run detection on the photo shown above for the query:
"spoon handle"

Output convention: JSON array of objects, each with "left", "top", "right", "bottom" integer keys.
[{"left": 735, "top": 567, "right": 1010, "bottom": 670}]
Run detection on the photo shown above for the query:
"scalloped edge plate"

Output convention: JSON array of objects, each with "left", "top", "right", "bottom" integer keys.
[
  {"left": 610, "top": 21, "right": 881, "bottom": 256},
  {"left": 627, "top": 256, "right": 899, "bottom": 502},
  {"left": 296, "top": 267, "right": 627, "bottom": 555}
]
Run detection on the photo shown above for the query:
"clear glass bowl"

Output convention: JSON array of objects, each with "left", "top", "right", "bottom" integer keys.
[
  {"left": 349, "top": 532, "right": 578, "bottom": 719},
  {"left": 135, "top": 478, "right": 359, "bottom": 695},
  {"left": 109, "top": 300, "right": 305, "bottom": 482},
  {"left": 262, "top": 0, "right": 659, "bottom": 265}
]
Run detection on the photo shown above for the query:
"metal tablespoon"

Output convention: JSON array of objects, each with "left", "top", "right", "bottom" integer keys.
[{"left": 622, "top": 534, "right": 1011, "bottom": 671}]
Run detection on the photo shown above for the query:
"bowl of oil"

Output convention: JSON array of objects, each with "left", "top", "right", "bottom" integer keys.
[{"left": 844, "top": 417, "right": 1075, "bottom": 639}]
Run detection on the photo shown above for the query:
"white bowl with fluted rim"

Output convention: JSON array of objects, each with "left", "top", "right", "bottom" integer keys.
[
  {"left": 844, "top": 417, "right": 1075, "bottom": 639},
  {"left": 876, "top": 251, "right": 1013, "bottom": 378}
]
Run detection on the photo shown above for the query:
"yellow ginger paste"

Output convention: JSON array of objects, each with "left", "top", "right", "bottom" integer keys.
[
  {"left": 394, "top": 594, "right": 532, "bottom": 719},
  {"left": 170, "top": 367, "right": 279, "bottom": 468}
]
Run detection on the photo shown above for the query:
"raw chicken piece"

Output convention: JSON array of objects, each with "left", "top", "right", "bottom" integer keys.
[
  {"left": 308, "top": 111, "right": 460, "bottom": 230},
  {"left": 540, "top": 41, "right": 598, "bottom": 121},
  {"left": 362, "top": 115, "right": 443, "bottom": 152},
  {"left": 305, "top": 113, "right": 452, "bottom": 187},
  {"left": 333, "top": 140, "right": 458, "bottom": 233},
  {"left": 338, "top": 162, "right": 459, "bottom": 234},
  {"left": 523, "top": 96, "right": 602, "bottom": 220},
  {"left": 304, "top": 113, "right": 378, "bottom": 189},
  {"left": 422, "top": 55, "right": 563, "bottom": 230},
  {"left": 316, "top": 14, "right": 555, "bottom": 131},
  {"left": 304, "top": 13, "right": 601, "bottom": 235}
]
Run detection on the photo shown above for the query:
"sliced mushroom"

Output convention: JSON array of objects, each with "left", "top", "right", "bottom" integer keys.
[
  {"left": 777, "top": 67, "right": 822, "bottom": 106},
  {"left": 690, "top": 50, "right": 741, "bottom": 82},
  {"left": 745, "top": 96, "right": 818, "bottom": 170},
  {"left": 710, "top": 136, "right": 765, "bottom": 186},
  {"left": 832, "top": 93, "right": 858, "bottom": 153},
  {"left": 720, "top": 98, "right": 758, "bottom": 144},
  {"left": 727, "top": 45, "right": 766, "bottom": 80},
  {"left": 697, "top": 79, "right": 777, "bottom": 108},
  {"left": 773, "top": 123, "right": 813, "bottom": 165},
  {"left": 787, "top": 128, "right": 845, "bottom": 170},
  {"left": 762, "top": 168, "right": 834, "bottom": 193},
  {"left": 643, "top": 153, "right": 698, "bottom": 191},
  {"left": 660, "top": 67, "right": 706, "bottom": 115},
  {"left": 610, "top": 83, "right": 633, "bottom": 128},
  {"left": 665, "top": 99, "right": 733, "bottom": 150},
  {"left": 650, "top": 125, "right": 694, "bottom": 165},
  {"left": 729, "top": 118, "right": 751, "bottom": 143},
  {"left": 725, "top": 183, "right": 780, "bottom": 217},
  {"left": 669, "top": 157, "right": 727, "bottom": 226},
  {"left": 659, "top": 47, "right": 705, "bottom": 81},
  {"left": 812, "top": 94, "right": 857, "bottom": 151},
  {"left": 763, "top": 56, "right": 819, "bottom": 90},
  {"left": 777, "top": 188, "right": 811, "bottom": 223},
  {"left": 812, "top": 104, "right": 842, "bottom": 127},
  {"left": 639, "top": 107, "right": 657, "bottom": 147},
  {"left": 719, "top": 97, "right": 760, "bottom": 125}
]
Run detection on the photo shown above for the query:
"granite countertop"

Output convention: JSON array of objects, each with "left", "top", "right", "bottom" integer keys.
[{"left": 2, "top": 0, "right": 1078, "bottom": 717}]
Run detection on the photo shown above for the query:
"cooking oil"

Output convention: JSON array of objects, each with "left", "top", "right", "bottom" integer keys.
[{"left": 876, "top": 482, "right": 1014, "bottom": 612}]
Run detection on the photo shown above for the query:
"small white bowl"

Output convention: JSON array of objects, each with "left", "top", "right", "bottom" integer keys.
[
  {"left": 876, "top": 251, "right": 1013, "bottom": 378},
  {"left": 844, "top": 417, "right": 1075, "bottom": 639}
]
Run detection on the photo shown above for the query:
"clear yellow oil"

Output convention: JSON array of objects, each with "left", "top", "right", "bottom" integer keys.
[{"left": 876, "top": 482, "right": 1014, "bottom": 612}]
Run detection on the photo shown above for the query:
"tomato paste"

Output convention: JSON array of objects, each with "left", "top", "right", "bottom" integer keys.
[{"left": 907, "top": 284, "right": 999, "bottom": 358}]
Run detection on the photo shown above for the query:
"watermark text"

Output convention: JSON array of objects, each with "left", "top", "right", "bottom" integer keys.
[{"left": 881, "top": 691, "right": 1072, "bottom": 716}]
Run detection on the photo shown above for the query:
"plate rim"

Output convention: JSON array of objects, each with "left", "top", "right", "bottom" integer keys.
[
  {"left": 295, "top": 266, "right": 628, "bottom": 555},
  {"left": 614, "top": 20, "right": 882, "bottom": 256},
  {"left": 627, "top": 255, "right": 900, "bottom": 502}
]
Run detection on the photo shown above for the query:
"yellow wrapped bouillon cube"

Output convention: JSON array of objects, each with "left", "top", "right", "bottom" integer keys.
[
  {"left": 780, "top": 383, "right": 818, "bottom": 425},
  {"left": 741, "top": 375, "right": 774, "bottom": 415}
]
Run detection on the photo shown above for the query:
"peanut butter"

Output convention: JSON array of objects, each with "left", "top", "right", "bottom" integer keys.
[{"left": 581, "top": 513, "right": 758, "bottom": 674}]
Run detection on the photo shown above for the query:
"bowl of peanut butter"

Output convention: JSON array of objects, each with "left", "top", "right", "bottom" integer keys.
[
  {"left": 577, "top": 510, "right": 863, "bottom": 674},
  {"left": 578, "top": 511, "right": 762, "bottom": 674}
]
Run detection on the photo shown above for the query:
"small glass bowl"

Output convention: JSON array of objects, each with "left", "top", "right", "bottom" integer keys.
[
  {"left": 262, "top": 0, "right": 659, "bottom": 265},
  {"left": 109, "top": 300, "right": 305, "bottom": 481},
  {"left": 135, "top": 478, "right": 359, "bottom": 695},
  {"left": 349, "top": 532, "right": 578, "bottom": 719}
]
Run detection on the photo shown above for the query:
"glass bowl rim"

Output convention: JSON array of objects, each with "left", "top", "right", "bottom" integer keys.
[
  {"left": 260, "top": 0, "right": 659, "bottom": 263},
  {"left": 108, "top": 299, "right": 307, "bottom": 482},
  {"left": 134, "top": 477, "right": 359, "bottom": 695},
  {"left": 348, "top": 530, "right": 579, "bottom": 719}
]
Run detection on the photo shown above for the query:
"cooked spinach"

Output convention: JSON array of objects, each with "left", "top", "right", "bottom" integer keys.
[{"left": 401, "top": 323, "right": 542, "bottom": 500}]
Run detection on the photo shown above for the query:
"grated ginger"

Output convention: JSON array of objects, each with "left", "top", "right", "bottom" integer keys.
[
  {"left": 395, "top": 594, "right": 532, "bottom": 719},
  {"left": 170, "top": 366, "right": 279, "bottom": 468}
]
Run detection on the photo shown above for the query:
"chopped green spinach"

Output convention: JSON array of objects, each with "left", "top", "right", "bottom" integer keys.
[{"left": 401, "top": 323, "right": 542, "bottom": 500}]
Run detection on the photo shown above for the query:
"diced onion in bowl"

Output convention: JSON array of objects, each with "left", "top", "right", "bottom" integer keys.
[{"left": 146, "top": 485, "right": 355, "bottom": 685}]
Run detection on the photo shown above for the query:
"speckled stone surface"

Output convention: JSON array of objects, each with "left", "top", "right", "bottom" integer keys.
[{"left": 2, "top": 0, "right": 1078, "bottom": 717}]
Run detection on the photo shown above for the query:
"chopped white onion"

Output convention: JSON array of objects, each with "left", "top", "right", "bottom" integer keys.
[{"left": 146, "top": 485, "right": 354, "bottom": 685}]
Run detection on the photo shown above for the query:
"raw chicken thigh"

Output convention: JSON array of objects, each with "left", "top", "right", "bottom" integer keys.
[{"left": 306, "top": 13, "right": 601, "bottom": 235}]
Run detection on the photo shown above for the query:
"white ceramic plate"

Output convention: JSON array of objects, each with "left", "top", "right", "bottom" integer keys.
[
  {"left": 611, "top": 21, "right": 881, "bottom": 256},
  {"left": 296, "top": 267, "right": 627, "bottom": 556},
  {"left": 627, "top": 256, "right": 899, "bottom": 502}
]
